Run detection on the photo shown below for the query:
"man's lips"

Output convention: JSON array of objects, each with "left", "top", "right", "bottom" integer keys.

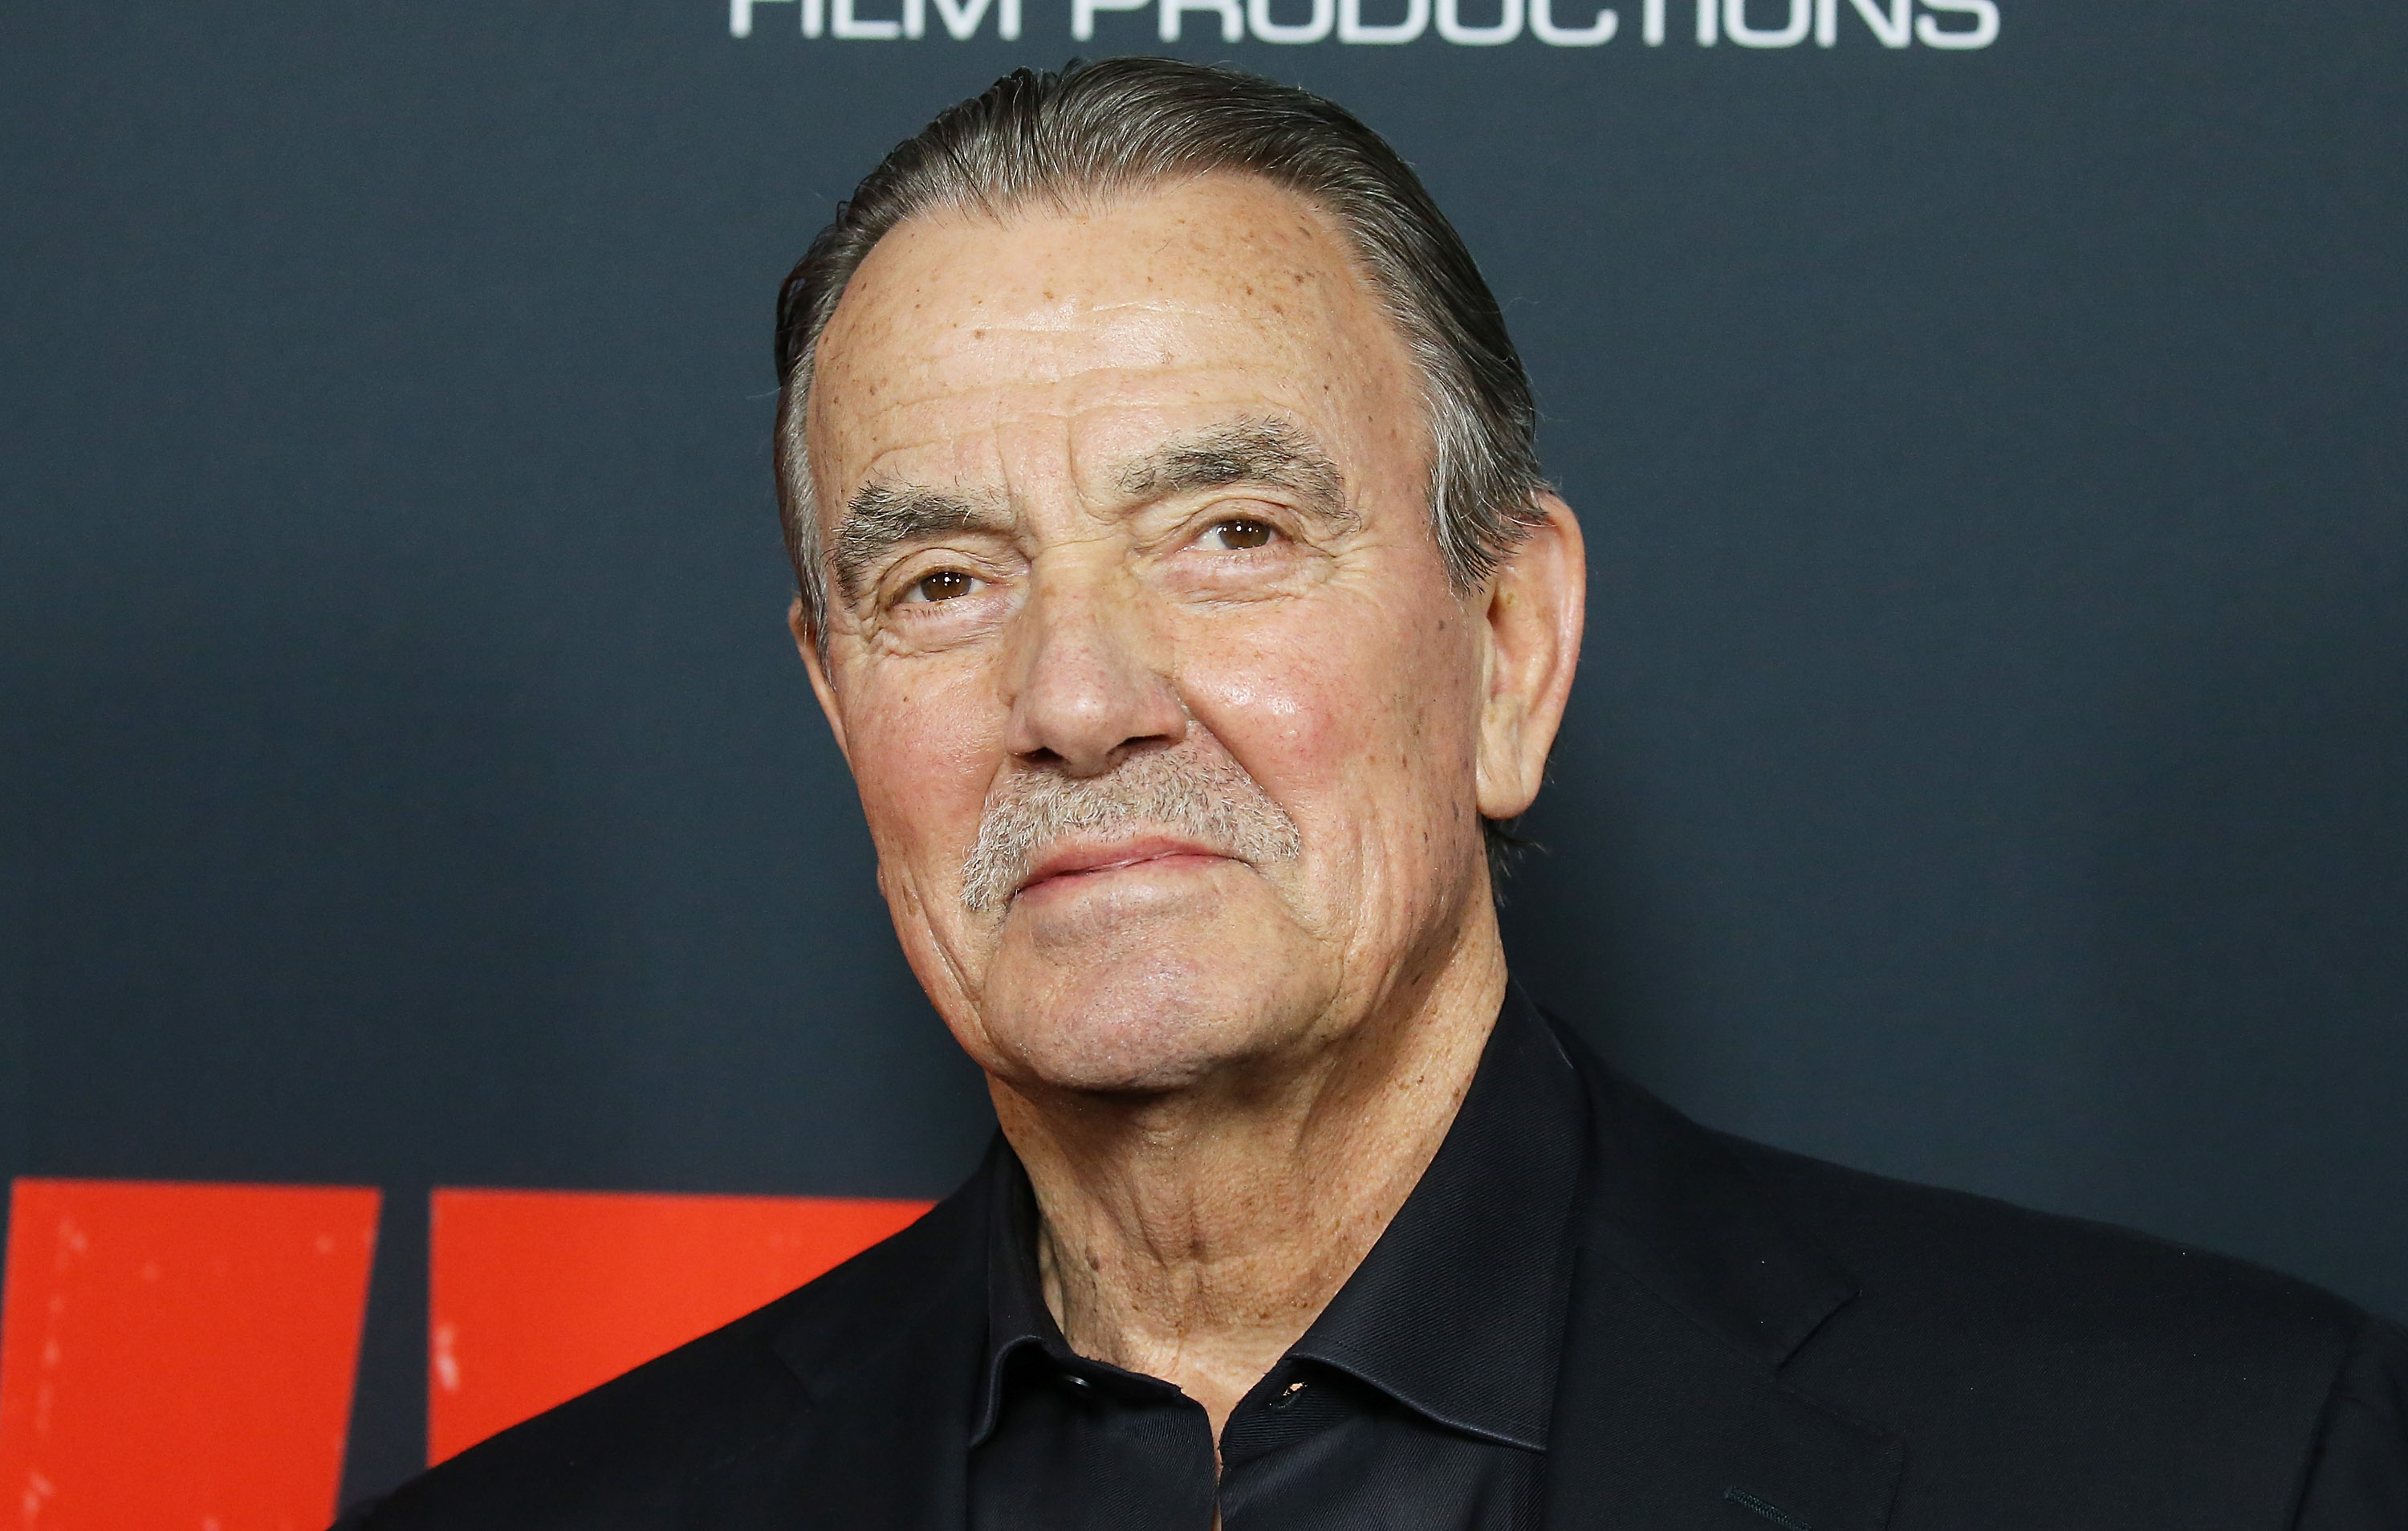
[{"left": 1015, "top": 837, "right": 1231, "bottom": 898}]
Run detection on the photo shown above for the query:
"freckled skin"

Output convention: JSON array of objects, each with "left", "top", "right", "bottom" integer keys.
[{"left": 792, "top": 174, "right": 1585, "bottom": 1439}]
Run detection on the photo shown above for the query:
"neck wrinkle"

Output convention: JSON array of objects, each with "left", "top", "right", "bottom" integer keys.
[{"left": 994, "top": 922, "right": 1511, "bottom": 1429}]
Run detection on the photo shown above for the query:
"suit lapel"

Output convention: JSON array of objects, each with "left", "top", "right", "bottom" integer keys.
[
  {"left": 1542, "top": 1028, "right": 1904, "bottom": 1531},
  {"left": 1544, "top": 1256, "right": 1902, "bottom": 1531}
]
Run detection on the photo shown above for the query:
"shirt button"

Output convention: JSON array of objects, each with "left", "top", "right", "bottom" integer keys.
[{"left": 1268, "top": 1380, "right": 1307, "bottom": 1411}]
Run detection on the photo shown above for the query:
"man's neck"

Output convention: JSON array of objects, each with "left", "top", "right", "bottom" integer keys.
[{"left": 988, "top": 923, "right": 1510, "bottom": 1437}]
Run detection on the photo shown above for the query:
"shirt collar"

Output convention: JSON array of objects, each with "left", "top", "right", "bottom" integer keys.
[
  {"left": 972, "top": 985, "right": 1587, "bottom": 1452},
  {"left": 971, "top": 1144, "right": 1071, "bottom": 1446}
]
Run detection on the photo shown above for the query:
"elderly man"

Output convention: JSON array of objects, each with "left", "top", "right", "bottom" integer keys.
[{"left": 344, "top": 57, "right": 2403, "bottom": 1531}]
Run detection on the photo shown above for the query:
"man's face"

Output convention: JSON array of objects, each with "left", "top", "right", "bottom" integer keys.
[{"left": 801, "top": 174, "right": 1512, "bottom": 1099}]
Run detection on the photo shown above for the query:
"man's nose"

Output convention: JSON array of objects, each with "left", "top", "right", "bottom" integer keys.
[{"left": 999, "top": 561, "right": 1186, "bottom": 778}]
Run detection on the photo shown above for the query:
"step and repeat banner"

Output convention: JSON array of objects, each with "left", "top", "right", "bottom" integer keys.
[{"left": 2, "top": 0, "right": 2402, "bottom": 1521}]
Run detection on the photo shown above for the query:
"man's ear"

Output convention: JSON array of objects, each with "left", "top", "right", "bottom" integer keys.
[
  {"left": 1474, "top": 494, "right": 1585, "bottom": 824},
  {"left": 789, "top": 596, "right": 852, "bottom": 764}
]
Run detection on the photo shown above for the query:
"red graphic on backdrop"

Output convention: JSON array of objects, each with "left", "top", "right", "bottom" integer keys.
[
  {"left": 0, "top": 1179, "right": 929, "bottom": 1518},
  {"left": 0, "top": 1179, "right": 380, "bottom": 1531},
  {"left": 427, "top": 1188, "right": 929, "bottom": 1464}
]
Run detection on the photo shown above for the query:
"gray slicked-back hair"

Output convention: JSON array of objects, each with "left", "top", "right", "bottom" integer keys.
[{"left": 771, "top": 55, "right": 1549, "bottom": 639}]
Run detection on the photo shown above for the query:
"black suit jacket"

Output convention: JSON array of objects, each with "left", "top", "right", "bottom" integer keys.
[{"left": 344, "top": 1019, "right": 2406, "bottom": 1529}]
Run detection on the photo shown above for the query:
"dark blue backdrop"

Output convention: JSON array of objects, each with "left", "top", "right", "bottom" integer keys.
[{"left": 2, "top": 0, "right": 2401, "bottom": 1502}]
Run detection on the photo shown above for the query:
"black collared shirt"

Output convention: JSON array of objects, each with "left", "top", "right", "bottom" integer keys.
[{"left": 967, "top": 991, "right": 1587, "bottom": 1530}]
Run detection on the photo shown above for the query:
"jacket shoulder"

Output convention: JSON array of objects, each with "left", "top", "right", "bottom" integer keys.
[
  {"left": 339, "top": 1183, "right": 982, "bottom": 1530},
  {"left": 1727, "top": 1133, "right": 2373, "bottom": 1525},
  {"left": 1728, "top": 1131, "right": 2367, "bottom": 1359}
]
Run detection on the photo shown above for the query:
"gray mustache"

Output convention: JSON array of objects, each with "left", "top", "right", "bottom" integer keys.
[{"left": 959, "top": 747, "right": 1304, "bottom": 914}]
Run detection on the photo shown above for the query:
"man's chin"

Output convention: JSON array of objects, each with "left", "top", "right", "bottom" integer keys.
[
  {"left": 973, "top": 947, "right": 1326, "bottom": 1099},
  {"left": 936, "top": 867, "right": 1333, "bottom": 1094}
]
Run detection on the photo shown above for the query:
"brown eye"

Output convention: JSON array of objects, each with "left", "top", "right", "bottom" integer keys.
[
  {"left": 1207, "top": 519, "right": 1275, "bottom": 551},
  {"left": 909, "top": 569, "right": 978, "bottom": 603}
]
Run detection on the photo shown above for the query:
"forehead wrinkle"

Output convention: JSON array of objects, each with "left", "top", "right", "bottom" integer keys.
[
  {"left": 926, "top": 295, "right": 1225, "bottom": 347},
  {"left": 833, "top": 390, "right": 1070, "bottom": 523},
  {"left": 855, "top": 358, "right": 1263, "bottom": 442}
]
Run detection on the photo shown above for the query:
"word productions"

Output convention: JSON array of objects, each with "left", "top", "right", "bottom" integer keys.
[{"left": 730, "top": 0, "right": 1998, "bottom": 49}]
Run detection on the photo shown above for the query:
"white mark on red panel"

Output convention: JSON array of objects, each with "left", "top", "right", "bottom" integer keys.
[
  {"left": 433, "top": 1321, "right": 463, "bottom": 1394},
  {"left": 23, "top": 1468, "right": 56, "bottom": 1525}
]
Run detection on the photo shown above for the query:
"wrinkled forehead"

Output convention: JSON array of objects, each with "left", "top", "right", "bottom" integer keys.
[{"left": 803, "top": 174, "right": 1426, "bottom": 509}]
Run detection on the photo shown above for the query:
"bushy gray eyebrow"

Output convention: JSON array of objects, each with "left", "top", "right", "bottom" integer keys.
[
  {"left": 829, "top": 482, "right": 1010, "bottom": 602},
  {"left": 1113, "top": 418, "right": 1357, "bottom": 531},
  {"left": 828, "top": 418, "right": 1354, "bottom": 603}
]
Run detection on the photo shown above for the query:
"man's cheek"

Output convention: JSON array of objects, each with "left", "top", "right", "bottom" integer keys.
[
  {"left": 851, "top": 718, "right": 987, "bottom": 871},
  {"left": 1206, "top": 664, "right": 1389, "bottom": 830}
]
